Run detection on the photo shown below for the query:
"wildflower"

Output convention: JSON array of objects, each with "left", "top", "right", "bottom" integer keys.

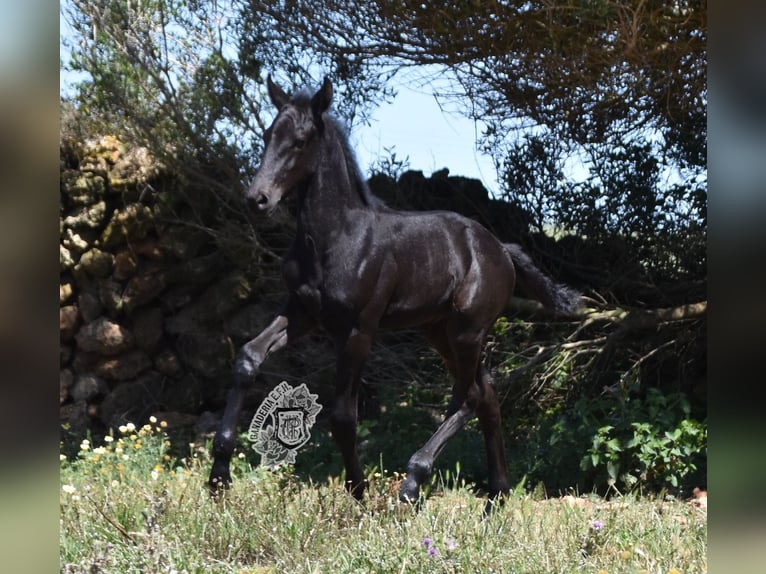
[
  {"left": 149, "top": 415, "right": 157, "bottom": 424},
  {"left": 104, "top": 435, "right": 114, "bottom": 443},
  {"left": 423, "top": 537, "right": 433, "bottom": 549},
  {"left": 428, "top": 546, "right": 438, "bottom": 557},
  {"left": 125, "top": 422, "right": 136, "bottom": 432},
  {"left": 591, "top": 520, "right": 605, "bottom": 531},
  {"left": 237, "top": 452, "right": 246, "bottom": 459},
  {"left": 93, "top": 446, "right": 107, "bottom": 455},
  {"left": 151, "top": 470, "right": 159, "bottom": 481},
  {"left": 62, "top": 484, "right": 76, "bottom": 494},
  {"left": 79, "top": 439, "right": 90, "bottom": 451},
  {"left": 60, "top": 454, "right": 66, "bottom": 462},
  {"left": 160, "top": 420, "right": 167, "bottom": 428},
  {"left": 446, "top": 538, "right": 457, "bottom": 552}
]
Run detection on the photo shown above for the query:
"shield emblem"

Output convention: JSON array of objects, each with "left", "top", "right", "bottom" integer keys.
[{"left": 276, "top": 409, "right": 307, "bottom": 447}]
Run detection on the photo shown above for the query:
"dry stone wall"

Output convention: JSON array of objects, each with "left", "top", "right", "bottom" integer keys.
[{"left": 59, "top": 137, "right": 272, "bottom": 440}]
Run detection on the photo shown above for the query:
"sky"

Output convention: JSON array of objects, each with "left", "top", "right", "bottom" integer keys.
[{"left": 349, "top": 84, "right": 499, "bottom": 194}]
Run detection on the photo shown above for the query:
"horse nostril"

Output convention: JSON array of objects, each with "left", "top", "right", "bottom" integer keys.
[
  {"left": 255, "top": 193, "right": 270, "bottom": 209},
  {"left": 246, "top": 192, "right": 269, "bottom": 212}
]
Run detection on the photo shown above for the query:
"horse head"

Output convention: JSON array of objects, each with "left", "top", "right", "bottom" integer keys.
[{"left": 246, "top": 75, "right": 333, "bottom": 213}]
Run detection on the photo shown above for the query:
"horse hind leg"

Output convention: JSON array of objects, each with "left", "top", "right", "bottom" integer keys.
[
  {"left": 474, "top": 366, "right": 511, "bottom": 513},
  {"left": 399, "top": 327, "right": 479, "bottom": 504}
]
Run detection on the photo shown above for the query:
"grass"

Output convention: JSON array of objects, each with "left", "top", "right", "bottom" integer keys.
[{"left": 60, "top": 420, "right": 707, "bottom": 573}]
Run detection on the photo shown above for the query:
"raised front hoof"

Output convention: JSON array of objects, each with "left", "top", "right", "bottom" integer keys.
[{"left": 208, "top": 469, "right": 232, "bottom": 497}]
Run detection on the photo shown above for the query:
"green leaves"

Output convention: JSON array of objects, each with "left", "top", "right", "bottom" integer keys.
[{"left": 577, "top": 391, "right": 707, "bottom": 494}]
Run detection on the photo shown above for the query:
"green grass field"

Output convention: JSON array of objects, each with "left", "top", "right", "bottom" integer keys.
[{"left": 60, "top": 421, "right": 706, "bottom": 573}]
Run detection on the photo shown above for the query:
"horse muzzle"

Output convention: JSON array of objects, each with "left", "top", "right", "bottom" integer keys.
[{"left": 246, "top": 186, "right": 282, "bottom": 214}]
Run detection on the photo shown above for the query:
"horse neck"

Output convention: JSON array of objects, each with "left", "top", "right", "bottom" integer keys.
[{"left": 297, "top": 130, "right": 367, "bottom": 245}]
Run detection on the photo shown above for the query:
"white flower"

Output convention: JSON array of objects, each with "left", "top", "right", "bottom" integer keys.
[
  {"left": 151, "top": 470, "right": 159, "bottom": 481},
  {"left": 62, "top": 484, "right": 76, "bottom": 494}
]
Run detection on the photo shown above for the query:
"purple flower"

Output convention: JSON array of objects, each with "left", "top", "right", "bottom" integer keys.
[
  {"left": 591, "top": 520, "right": 605, "bottom": 531},
  {"left": 423, "top": 537, "right": 433, "bottom": 548},
  {"left": 428, "top": 546, "right": 438, "bottom": 557},
  {"left": 446, "top": 538, "right": 457, "bottom": 552}
]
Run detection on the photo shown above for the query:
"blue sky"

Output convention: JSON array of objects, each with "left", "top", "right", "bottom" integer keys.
[{"left": 349, "top": 84, "right": 499, "bottom": 194}]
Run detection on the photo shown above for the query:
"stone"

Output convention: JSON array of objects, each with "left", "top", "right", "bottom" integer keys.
[
  {"left": 94, "top": 350, "right": 152, "bottom": 381},
  {"left": 175, "top": 332, "right": 234, "bottom": 377},
  {"left": 131, "top": 306, "right": 164, "bottom": 353},
  {"left": 60, "top": 282, "right": 74, "bottom": 305},
  {"left": 159, "top": 373, "right": 202, "bottom": 413},
  {"left": 60, "top": 305, "right": 80, "bottom": 342},
  {"left": 100, "top": 204, "right": 154, "bottom": 249},
  {"left": 158, "top": 225, "right": 206, "bottom": 260},
  {"left": 121, "top": 272, "right": 167, "bottom": 314},
  {"left": 77, "top": 248, "right": 113, "bottom": 278},
  {"left": 112, "top": 250, "right": 138, "bottom": 280},
  {"left": 75, "top": 317, "right": 135, "bottom": 355},
  {"left": 61, "top": 228, "right": 89, "bottom": 255},
  {"left": 97, "top": 371, "right": 162, "bottom": 427},
  {"left": 60, "top": 244, "right": 75, "bottom": 271},
  {"left": 61, "top": 173, "right": 106, "bottom": 205},
  {"left": 223, "top": 303, "right": 272, "bottom": 341},
  {"left": 154, "top": 349, "right": 183, "bottom": 378},
  {"left": 166, "top": 272, "right": 251, "bottom": 333},
  {"left": 60, "top": 400, "right": 90, "bottom": 435},
  {"left": 98, "top": 278, "right": 124, "bottom": 315},
  {"left": 63, "top": 200, "right": 106, "bottom": 230},
  {"left": 71, "top": 373, "right": 110, "bottom": 402},
  {"left": 78, "top": 289, "right": 104, "bottom": 323},
  {"left": 60, "top": 368, "right": 74, "bottom": 404},
  {"left": 60, "top": 344, "right": 72, "bottom": 366}
]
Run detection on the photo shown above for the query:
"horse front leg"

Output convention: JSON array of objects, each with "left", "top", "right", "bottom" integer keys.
[
  {"left": 331, "top": 329, "right": 373, "bottom": 500},
  {"left": 209, "top": 302, "right": 314, "bottom": 493}
]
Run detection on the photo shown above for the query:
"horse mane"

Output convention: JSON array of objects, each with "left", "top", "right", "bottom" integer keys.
[
  {"left": 328, "top": 115, "right": 387, "bottom": 210},
  {"left": 289, "top": 91, "right": 386, "bottom": 210}
]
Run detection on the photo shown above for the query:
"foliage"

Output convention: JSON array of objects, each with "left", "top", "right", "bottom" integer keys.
[
  {"left": 575, "top": 388, "right": 706, "bottom": 493},
  {"left": 60, "top": 419, "right": 707, "bottom": 573}
]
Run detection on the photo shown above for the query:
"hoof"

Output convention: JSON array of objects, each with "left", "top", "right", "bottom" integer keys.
[
  {"left": 398, "top": 476, "right": 421, "bottom": 505},
  {"left": 208, "top": 469, "right": 232, "bottom": 496},
  {"left": 483, "top": 491, "right": 508, "bottom": 517}
]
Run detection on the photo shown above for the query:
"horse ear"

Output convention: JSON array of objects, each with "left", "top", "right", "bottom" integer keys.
[
  {"left": 267, "top": 75, "right": 290, "bottom": 110},
  {"left": 311, "top": 76, "right": 333, "bottom": 128}
]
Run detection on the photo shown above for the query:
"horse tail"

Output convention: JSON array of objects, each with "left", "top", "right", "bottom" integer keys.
[{"left": 503, "top": 243, "right": 582, "bottom": 316}]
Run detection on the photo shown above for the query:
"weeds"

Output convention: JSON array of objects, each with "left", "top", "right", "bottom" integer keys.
[{"left": 60, "top": 420, "right": 706, "bottom": 573}]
